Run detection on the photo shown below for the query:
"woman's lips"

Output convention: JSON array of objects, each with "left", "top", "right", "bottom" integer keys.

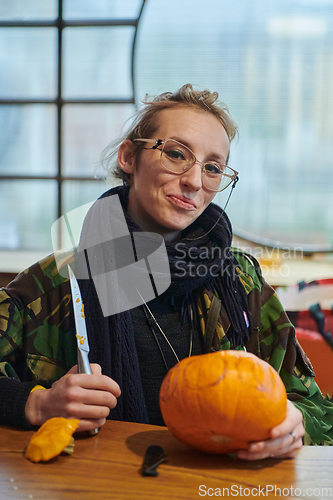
[{"left": 167, "top": 195, "right": 197, "bottom": 210}]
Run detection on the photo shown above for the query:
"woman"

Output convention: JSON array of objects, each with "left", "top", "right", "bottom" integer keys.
[{"left": 0, "top": 84, "right": 332, "bottom": 460}]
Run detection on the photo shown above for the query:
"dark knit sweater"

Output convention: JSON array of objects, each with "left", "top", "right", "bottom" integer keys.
[{"left": 131, "top": 295, "right": 203, "bottom": 425}]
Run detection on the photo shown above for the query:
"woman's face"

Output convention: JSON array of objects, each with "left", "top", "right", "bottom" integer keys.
[{"left": 119, "top": 106, "right": 230, "bottom": 240}]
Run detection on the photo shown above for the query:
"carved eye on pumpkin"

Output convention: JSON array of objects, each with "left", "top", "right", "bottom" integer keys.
[{"left": 159, "top": 350, "right": 287, "bottom": 454}]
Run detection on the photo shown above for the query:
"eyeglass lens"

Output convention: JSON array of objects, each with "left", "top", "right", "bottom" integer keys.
[{"left": 160, "top": 140, "right": 234, "bottom": 192}]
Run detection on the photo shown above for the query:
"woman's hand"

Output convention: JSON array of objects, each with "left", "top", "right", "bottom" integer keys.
[
  {"left": 25, "top": 364, "right": 121, "bottom": 432},
  {"left": 236, "top": 400, "right": 304, "bottom": 461}
]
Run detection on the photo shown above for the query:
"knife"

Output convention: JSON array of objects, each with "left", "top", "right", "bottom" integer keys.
[{"left": 67, "top": 264, "right": 98, "bottom": 435}]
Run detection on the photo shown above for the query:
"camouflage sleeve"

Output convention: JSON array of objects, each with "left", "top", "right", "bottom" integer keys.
[
  {"left": 216, "top": 248, "right": 333, "bottom": 445},
  {"left": 0, "top": 288, "right": 25, "bottom": 379},
  {"left": 0, "top": 253, "right": 77, "bottom": 428},
  {"left": 0, "top": 254, "right": 76, "bottom": 383},
  {"left": 0, "top": 289, "right": 40, "bottom": 428},
  {"left": 259, "top": 278, "right": 333, "bottom": 445}
]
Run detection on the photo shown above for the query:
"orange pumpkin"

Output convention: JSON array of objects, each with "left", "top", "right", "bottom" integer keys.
[{"left": 159, "top": 350, "right": 287, "bottom": 454}]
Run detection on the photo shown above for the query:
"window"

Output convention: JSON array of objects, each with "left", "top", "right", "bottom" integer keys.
[
  {"left": 0, "top": 0, "right": 143, "bottom": 252},
  {"left": 134, "top": 0, "right": 333, "bottom": 251},
  {"left": 1, "top": 0, "right": 332, "bottom": 258}
]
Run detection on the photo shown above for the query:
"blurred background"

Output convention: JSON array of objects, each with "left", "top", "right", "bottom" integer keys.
[{"left": 0, "top": 0, "right": 333, "bottom": 282}]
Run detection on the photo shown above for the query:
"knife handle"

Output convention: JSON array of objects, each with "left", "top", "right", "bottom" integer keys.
[{"left": 77, "top": 349, "right": 99, "bottom": 436}]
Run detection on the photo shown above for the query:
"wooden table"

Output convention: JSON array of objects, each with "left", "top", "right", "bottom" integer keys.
[{"left": 1, "top": 421, "right": 333, "bottom": 500}]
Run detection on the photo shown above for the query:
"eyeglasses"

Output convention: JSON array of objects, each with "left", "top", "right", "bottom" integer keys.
[{"left": 133, "top": 138, "right": 238, "bottom": 192}]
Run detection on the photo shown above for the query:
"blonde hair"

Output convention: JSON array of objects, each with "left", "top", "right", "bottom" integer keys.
[{"left": 101, "top": 84, "right": 238, "bottom": 185}]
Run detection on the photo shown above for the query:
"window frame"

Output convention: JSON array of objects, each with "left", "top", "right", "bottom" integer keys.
[
  {"left": 1, "top": 0, "right": 332, "bottom": 267},
  {"left": 0, "top": 0, "right": 146, "bottom": 251}
]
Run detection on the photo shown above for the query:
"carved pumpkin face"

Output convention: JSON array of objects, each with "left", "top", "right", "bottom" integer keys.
[{"left": 159, "top": 350, "right": 287, "bottom": 454}]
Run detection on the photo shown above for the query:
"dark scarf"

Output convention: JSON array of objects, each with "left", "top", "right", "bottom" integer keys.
[{"left": 77, "top": 185, "right": 250, "bottom": 423}]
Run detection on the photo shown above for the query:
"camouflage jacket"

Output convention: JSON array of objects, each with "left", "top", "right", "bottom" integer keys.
[{"left": 0, "top": 249, "right": 332, "bottom": 444}]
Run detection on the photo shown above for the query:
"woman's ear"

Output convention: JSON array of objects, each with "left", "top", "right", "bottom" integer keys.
[{"left": 118, "top": 139, "right": 136, "bottom": 175}]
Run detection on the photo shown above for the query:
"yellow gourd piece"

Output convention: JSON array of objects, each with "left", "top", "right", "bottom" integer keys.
[{"left": 25, "top": 417, "right": 80, "bottom": 463}]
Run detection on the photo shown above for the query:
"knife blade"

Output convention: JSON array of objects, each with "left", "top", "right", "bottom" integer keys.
[{"left": 67, "top": 264, "right": 98, "bottom": 435}]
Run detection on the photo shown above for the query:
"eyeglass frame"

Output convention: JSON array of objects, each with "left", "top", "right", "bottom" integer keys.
[{"left": 132, "top": 138, "right": 238, "bottom": 193}]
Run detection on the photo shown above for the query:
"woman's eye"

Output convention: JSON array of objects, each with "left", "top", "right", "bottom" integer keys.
[
  {"left": 165, "top": 149, "right": 186, "bottom": 161},
  {"left": 205, "top": 163, "right": 223, "bottom": 174}
]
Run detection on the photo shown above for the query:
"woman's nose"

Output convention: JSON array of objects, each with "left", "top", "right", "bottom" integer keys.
[{"left": 180, "top": 161, "right": 203, "bottom": 190}]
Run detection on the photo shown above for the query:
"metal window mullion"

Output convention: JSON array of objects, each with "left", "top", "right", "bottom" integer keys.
[
  {"left": 0, "top": 99, "right": 135, "bottom": 104},
  {"left": 131, "top": 0, "right": 147, "bottom": 103},
  {"left": 0, "top": 175, "right": 57, "bottom": 181},
  {"left": 0, "top": 20, "right": 137, "bottom": 28},
  {"left": 0, "top": 99, "right": 56, "bottom": 104},
  {"left": 0, "top": 175, "right": 102, "bottom": 181},
  {"left": 56, "top": 0, "right": 63, "bottom": 247}
]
